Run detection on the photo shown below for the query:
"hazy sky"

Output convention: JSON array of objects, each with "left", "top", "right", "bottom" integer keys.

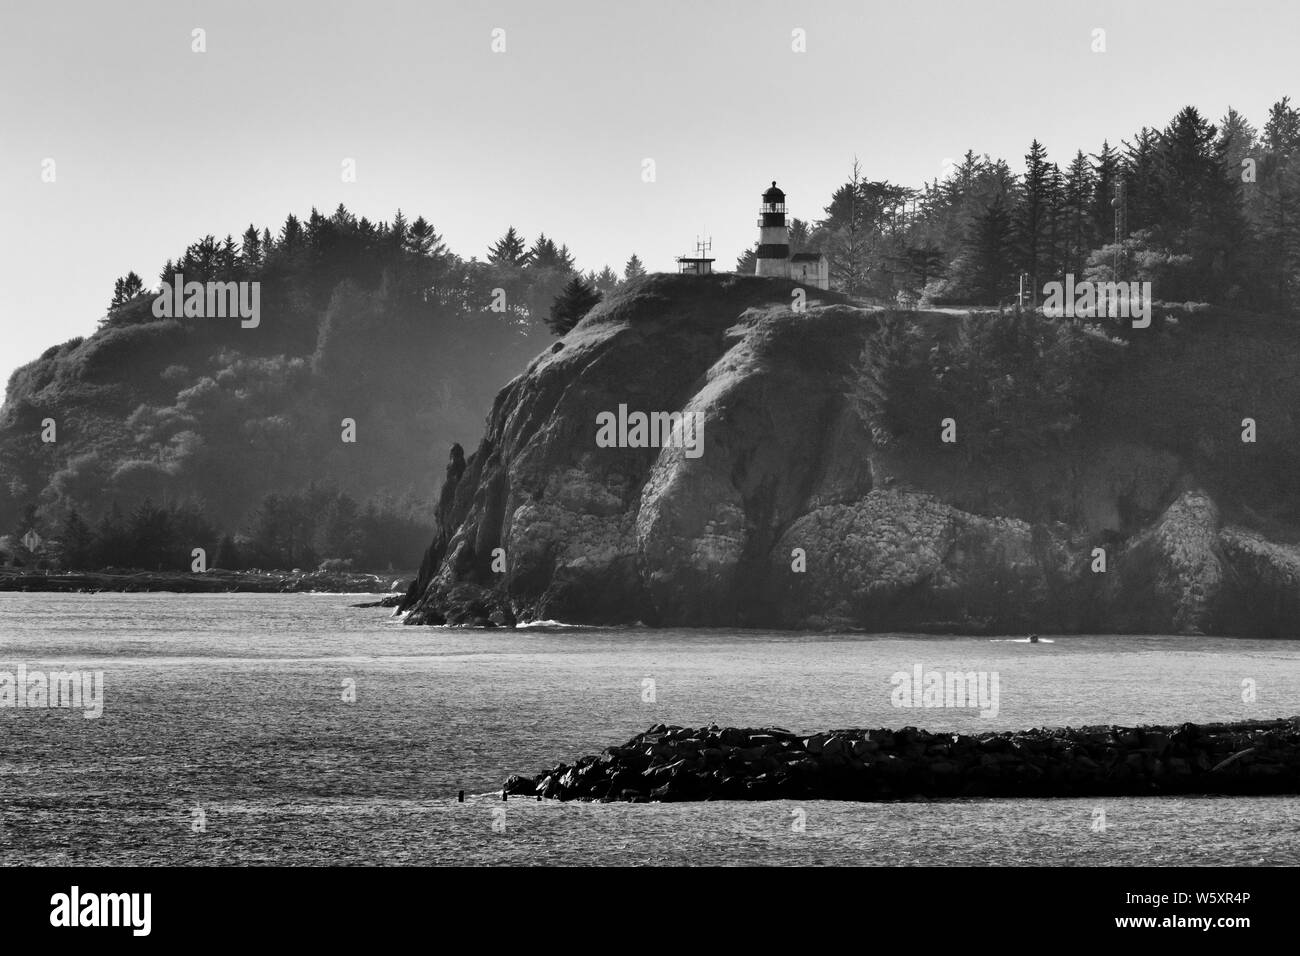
[{"left": 2, "top": 0, "right": 1297, "bottom": 386}]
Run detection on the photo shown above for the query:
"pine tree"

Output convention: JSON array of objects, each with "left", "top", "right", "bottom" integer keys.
[
  {"left": 788, "top": 218, "right": 811, "bottom": 254},
  {"left": 314, "top": 493, "right": 360, "bottom": 560},
  {"left": 1155, "top": 107, "right": 1220, "bottom": 240},
  {"left": 92, "top": 504, "right": 128, "bottom": 569},
  {"left": 487, "top": 227, "right": 528, "bottom": 265},
  {"left": 518, "top": 234, "right": 572, "bottom": 321},
  {"left": 109, "top": 272, "right": 146, "bottom": 311},
  {"left": 278, "top": 213, "right": 304, "bottom": 252},
  {"left": 826, "top": 157, "right": 868, "bottom": 295},
  {"left": 330, "top": 203, "right": 357, "bottom": 230},
  {"left": 1157, "top": 106, "right": 1248, "bottom": 298},
  {"left": 1217, "top": 108, "right": 1259, "bottom": 179},
  {"left": 406, "top": 216, "right": 446, "bottom": 258},
  {"left": 1260, "top": 97, "right": 1300, "bottom": 308},
  {"left": 1264, "top": 96, "right": 1300, "bottom": 153},
  {"left": 848, "top": 316, "right": 914, "bottom": 446},
  {"left": 249, "top": 491, "right": 314, "bottom": 569},
  {"left": 964, "top": 191, "right": 1016, "bottom": 304},
  {"left": 735, "top": 245, "right": 757, "bottom": 274},
  {"left": 528, "top": 233, "right": 564, "bottom": 270},
  {"left": 547, "top": 275, "right": 602, "bottom": 335},
  {"left": 1063, "top": 150, "right": 1097, "bottom": 277},
  {"left": 388, "top": 209, "right": 409, "bottom": 250},
  {"left": 892, "top": 242, "right": 946, "bottom": 289},
  {"left": 1043, "top": 162, "right": 1065, "bottom": 288},
  {"left": 305, "top": 207, "right": 329, "bottom": 257},
  {"left": 1122, "top": 128, "right": 1162, "bottom": 234},
  {"left": 127, "top": 499, "right": 174, "bottom": 571},
  {"left": 623, "top": 253, "right": 646, "bottom": 281},
  {"left": 239, "top": 225, "right": 264, "bottom": 275},
  {"left": 1016, "top": 140, "right": 1054, "bottom": 303},
  {"left": 218, "top": 235, "right": 238, "bottom": 276},
  {"left": 594, "top": 265, "right": 620, "bottom": 294},
  {"left": 188, "top": 235, "right": 219, "bottom": 281},
  {"left": 213, "top": 534, "right": 242, "bottom": 571},
  {"left": 57, "top": 508, "right": 95, "bottom": 570},
  {"left": 1091, "top": 140, "right": 1122, "bottom": 244},
  {"left": 948, "top": 150, "right": 983, "bottom": 205}
]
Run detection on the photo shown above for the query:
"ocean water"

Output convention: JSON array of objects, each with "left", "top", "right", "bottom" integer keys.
[{"left": 1, "top": 593, "right": 1297, "bottom": 866}]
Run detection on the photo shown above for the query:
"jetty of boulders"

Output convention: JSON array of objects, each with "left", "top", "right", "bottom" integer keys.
[{"left": 503, "top": 718, "right": 1300, "bottom": 802}]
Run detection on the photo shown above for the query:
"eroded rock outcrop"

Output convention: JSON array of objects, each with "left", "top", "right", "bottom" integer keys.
[{"left": 400, "top": 274, "right": 1300, "bottom": 635}]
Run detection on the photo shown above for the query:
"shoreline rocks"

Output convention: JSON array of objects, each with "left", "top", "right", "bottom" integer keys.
[
  {"left": 502, "top": 718, "right": 1300, "bottom": 802},
  {"left": 0, "top": 566, "right": 408, "bottom": 595}
]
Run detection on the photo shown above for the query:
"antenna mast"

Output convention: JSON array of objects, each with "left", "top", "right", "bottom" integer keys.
[{"left": 1112, "top": 178, "right": 1127, "bottom": 281}]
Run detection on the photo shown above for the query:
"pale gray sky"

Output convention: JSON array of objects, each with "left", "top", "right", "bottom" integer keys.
[{"left": 2, "top": 0, "right": 1296, "bottom": 384}]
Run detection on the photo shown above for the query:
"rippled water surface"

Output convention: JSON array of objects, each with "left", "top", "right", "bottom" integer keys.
[{"left": 1, "top": 593, "right": 1297, "bottom": 865}]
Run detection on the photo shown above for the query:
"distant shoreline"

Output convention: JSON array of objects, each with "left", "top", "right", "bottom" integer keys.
[{"left": 0, "top": 567, "right": 409, "bottom": 595}]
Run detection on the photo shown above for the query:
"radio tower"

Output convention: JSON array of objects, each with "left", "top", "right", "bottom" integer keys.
[{"left": 1111, "top": 178, "right": 1127, "bottom": 281}]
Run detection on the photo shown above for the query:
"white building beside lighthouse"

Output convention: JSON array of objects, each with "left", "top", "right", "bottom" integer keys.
[{"left": 754, "top": 180, "right": 829, "bottom": 290}]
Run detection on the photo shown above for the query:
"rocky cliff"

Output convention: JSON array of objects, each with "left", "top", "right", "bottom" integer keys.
[{"left": 401, "top": 274, "right": 1300, "bottom": 636}]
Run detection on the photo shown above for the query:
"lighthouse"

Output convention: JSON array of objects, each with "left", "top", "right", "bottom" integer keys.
[
  {"left": 751, "top": 180, "right": 830, "bottom": 290},
  {"left": 755, "top": 181, "right": 790, "bottom": 278}
]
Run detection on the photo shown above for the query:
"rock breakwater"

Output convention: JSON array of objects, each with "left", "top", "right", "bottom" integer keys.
[{"left": 502, "top": 718, "right": 1300, "bottom": 802}]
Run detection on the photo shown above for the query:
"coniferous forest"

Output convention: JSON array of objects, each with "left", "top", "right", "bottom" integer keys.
[{"left": 745, "top": 99, "right": 1300, "bottom": 311}]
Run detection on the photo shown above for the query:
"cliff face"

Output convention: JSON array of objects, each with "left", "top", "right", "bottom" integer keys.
[{"left": 402, "top": 274, "right": 1300, "bottom": 636}]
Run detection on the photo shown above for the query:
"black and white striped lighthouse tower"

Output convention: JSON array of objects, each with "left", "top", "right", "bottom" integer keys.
[{"left": 755, "top": 180, "right": 790, "bottom": 278}]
